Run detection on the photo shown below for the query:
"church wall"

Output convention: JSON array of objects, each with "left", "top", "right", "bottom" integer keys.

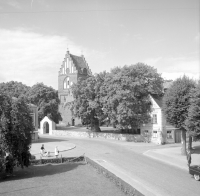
[{"left": 59, "top": 105, "right": 82, "bottom": 125}]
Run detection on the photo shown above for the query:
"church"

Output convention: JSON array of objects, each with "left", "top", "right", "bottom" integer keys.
[{"left": 58, "top": 49, "right": 92, "bottom": 126}]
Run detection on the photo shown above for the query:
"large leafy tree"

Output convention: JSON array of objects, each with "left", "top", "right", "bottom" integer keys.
[
  {"left": 0, "top": 94, "right": 33, "bottom": 173},
  {"left": 71, "top": 73, "right": 107, "bottom": 132},
  {"left": 185, "top": 81, "right": 200, "bottom": 146},
  {"left": 27, "top": 83, "right": 62, "bottom": 124},
  {"left": 100, "top": 63, "right": 163, "bottom": 132},
  {"left": 163, "top": 76, "right": 196, "bottom": 155},
  {"left": 0, "top": 81, "right": 30, "bottom": 98}
]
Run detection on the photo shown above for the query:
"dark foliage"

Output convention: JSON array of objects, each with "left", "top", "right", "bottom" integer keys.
[
  {"left": 185, "top": 81, "right": 200, "bottom": 140},
  {"left": 0, "top": 81, "right": 30, "bottom": 99},
  {"left": 163, "top": 76, "right": 196, "bottom": 154},
  {"left": 0, "top": 93, "right": 33, "bottom": 173},
  {"left": 100, "top": 63, "right": 163, "bottom": 132},
  {"left": 27, "top": 83, "right": 62, "bottom": 124}
]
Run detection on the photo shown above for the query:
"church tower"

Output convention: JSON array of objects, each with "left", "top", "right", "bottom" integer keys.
[{"left": 58, "top": 49, "right": 92, "bottom": 125}]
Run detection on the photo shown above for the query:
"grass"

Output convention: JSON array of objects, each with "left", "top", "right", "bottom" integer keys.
[{"left": 0, "top": 162, "right": 127, "bottom": 196}]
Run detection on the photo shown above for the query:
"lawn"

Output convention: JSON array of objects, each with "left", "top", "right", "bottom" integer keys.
[{"left": 0, "top": 162, "right": 127, "bottom": 196}]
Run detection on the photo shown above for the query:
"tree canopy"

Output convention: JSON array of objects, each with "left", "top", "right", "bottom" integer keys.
[
  {"left": 0, "top": 81, "right": 30, "bottom": 98},
  {"left": 0, "top": 94, "right": 33, "bottom": 173},
  {"left": 100, "top": 63, "right": 163, "bottom": 132},
  {"left": 27, "top": 83, "right": 62, "bottom": 124},
  {"left": 163, "top": 76, "right": 196, "bottom": 154},
  {"left": 71, "top": 74, "right": 105, "bottom": 131},
  {"left": 185, "top": 81, "right": 200, "bottom": 141},
  {"left": 71, "top": 63, "right": 163, "bottom": 132},
  {"left": 0, "top": 81, "right": 62, "bottom": 124}
]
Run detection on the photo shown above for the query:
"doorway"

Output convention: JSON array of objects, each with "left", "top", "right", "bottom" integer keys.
[
  {"left": 72, "top": 119, "right": 75, "bottom": 126},
  {"left": 43, "top": 122, "right": 49, "bottom": 134},
  {"left": 175, "top": 130, "right": 181, "bottom": 143}
]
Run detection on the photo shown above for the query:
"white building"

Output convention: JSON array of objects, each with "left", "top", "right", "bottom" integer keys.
[{"left": 140, "top": 94, "right": 181, "bottom": 144}]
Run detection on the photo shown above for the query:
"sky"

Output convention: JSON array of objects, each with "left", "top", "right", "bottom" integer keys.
[{"left": 0, "top": 0, "right": 199, "bottom": 89}]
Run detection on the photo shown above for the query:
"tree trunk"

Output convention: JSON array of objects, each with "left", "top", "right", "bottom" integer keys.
[
  {"left": 90, "top": 123, "right": 101, "bottom": 132},
  {"left": 181, "top": 130, "right": 186, "bottom": 155},
  {"left": 90, "top": 117, "right": 101, "bottom": 132},
  {"left": 188, "top": 136, "right": 192, "bottom": 150}
]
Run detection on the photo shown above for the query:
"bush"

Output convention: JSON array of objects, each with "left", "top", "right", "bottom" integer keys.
[{"left": 0, "top": 158, "right": 6, "bottom": 173}]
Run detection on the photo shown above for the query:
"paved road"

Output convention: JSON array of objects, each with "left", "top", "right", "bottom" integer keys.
[{"left": 32, "top": 136, "right": 200, "bottom": 196}]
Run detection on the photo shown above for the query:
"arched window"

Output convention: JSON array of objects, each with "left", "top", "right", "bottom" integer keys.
[
  {"left": 83, "top": 68, "right": 87, "bottom": 74},
  {"left": 66, "top": 68, "right": 69, "bottom": 74},
  {"left": 63, "top": 77, "right": 70, "bottom": 89}
]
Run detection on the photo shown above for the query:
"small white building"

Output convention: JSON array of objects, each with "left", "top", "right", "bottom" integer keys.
[
  {"left": 39, "top": 116, "right": 56, "bottom": 135},
  {"left": 140, "top": 94, "right": 181, "bottom": 144}
]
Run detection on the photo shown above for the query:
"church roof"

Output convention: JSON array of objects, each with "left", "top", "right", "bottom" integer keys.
[
  {"left": 70, "top": 54, "right": 87, "bottom": 69},
  {"left": 59, "top": 50, "right": 92, "bottom": 76}
]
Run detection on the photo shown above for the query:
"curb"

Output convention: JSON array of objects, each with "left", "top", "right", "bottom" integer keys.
[
  {"left": 143, "top": 150, "right": 188, "bottom": 171},
  {"left": 86, "top": 157, "right": 144, "bottom": 196},
  {"left": 31, "top": 155, "right": 85, "bottom": 165}
]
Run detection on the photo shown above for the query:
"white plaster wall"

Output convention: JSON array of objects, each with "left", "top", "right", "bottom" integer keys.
[{"left": 40, "top": 116, "right": 56, "bottom": 135}]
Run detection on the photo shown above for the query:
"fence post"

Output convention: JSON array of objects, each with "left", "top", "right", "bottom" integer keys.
[{"left": 40, "top": 157, "right": 42, "bottom": 164}]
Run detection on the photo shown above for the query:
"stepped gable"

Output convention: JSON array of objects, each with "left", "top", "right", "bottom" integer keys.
[{"left": 58, "top": 50, "right": 92, "bottom": 76}]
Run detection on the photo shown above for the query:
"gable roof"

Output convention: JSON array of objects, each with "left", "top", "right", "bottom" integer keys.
[
  {"left": 150, "top": 94, "right": 163, "bottom": 108},
  {"left": 70, "top": 54, "right": 87, "bottom": 69},
  {"left": 163, "top": 80, "right": 173, "bottom": 90}
]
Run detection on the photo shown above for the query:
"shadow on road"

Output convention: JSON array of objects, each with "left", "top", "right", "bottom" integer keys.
[
  {"left": 193, "top": 145, "right": 200, "bottom": 154},
  {"left": 1, "top": 162, "right": 85, "bottom": 182},
  {"left": 33, "top": 137, "right": 68, "bottom": 144}
]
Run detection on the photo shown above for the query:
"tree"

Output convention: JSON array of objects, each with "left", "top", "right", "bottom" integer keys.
[
  {"left": 71, "top": 73, "right": 107, "bottom": 132},
  {"left": 0, "top": 81, "right": 30, "bottom": 98},
  {"left": 27, "top": 83, "right": 62, "bottom": 124},
  {"left": 163, "top": 76, "right": 196, "bottom": 155},
  {"left": 100, "top": 63, "right": 163, "bottom": 132},
  {"left": 0, "top": 94, "right": 33, "bottom": 174},
  {"left": 185, "top": 81, "right": 200, "bottom": 147}
]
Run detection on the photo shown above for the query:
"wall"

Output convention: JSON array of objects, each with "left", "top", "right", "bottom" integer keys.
[
  {"left": 58, "top": 104, "right": 82, "bottom": 126},
  {"left": 29, "top": 105, "right": 38, "bottom": 132},
  {"left": 29, "top": 104, "right": 39, "bottom": 141},
  {"left": 162, "top": 112, "right": 177, "bottom": 143},
  {"left": 51, "top": 130, "right": 144, "bottom": 142},
  {"left": 140, "top": 97, "right": 163, "bottom": 144},
  {"left": 140, "top": 96, "right": 177, "bottom": 144}
]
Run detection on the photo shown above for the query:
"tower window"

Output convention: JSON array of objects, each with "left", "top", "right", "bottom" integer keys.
[
  {"left": 83, "top": 68, "right": 87, "bottom": 74},
  {"left": 64, "top": 77, "right": 70, "bottom": 89},
  {"left": 66, "top": 68, "right": 69, "bottom": 74}
]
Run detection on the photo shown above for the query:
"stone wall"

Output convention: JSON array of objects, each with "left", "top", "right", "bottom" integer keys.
[{"left": 52, "top": 130, "right": 144, "bottom": 142}]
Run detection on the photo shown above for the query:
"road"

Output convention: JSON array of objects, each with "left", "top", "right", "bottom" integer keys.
[{"left": 32, "top": 136, "right": 200, "bottom": 196}]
